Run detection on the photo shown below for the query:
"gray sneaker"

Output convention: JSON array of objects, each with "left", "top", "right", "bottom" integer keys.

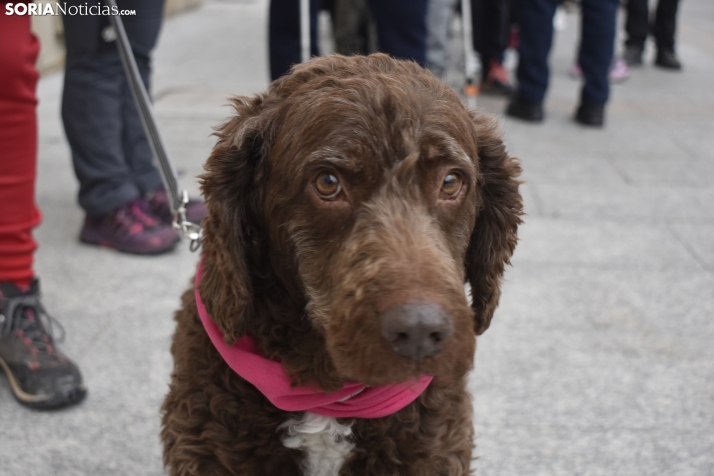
[{"left": 0, "top": 280, "right": 86, "bottom": 409}]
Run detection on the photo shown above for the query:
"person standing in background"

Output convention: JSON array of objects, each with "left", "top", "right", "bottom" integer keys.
[
  {"left": 61, "top": 0, "right": 205, "bottom": 255},
  {"left": 471, "top": 0, "right": 516, "bottom": 95},
  {"left": 622, "top": 0, "right": 683, "bottom": 70},
  {"left": 426, "top": 0, "right": 516, "bottom": 95},
  {"left": 506, "top": 0, "right": 619, "bottom": 127},
  {"left": 269, "top": 0, "right": 429, "bottom": 80}
]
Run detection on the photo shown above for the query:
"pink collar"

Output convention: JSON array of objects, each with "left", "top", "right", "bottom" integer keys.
[{"left": 195, "top": 261, "right": 432, "bottom": 418}]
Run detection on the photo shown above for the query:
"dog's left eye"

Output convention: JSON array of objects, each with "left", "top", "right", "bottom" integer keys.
[
  {"left": 314, "top": 172, "right": 342, "bottom": 198},
  {"left": 440, "top": 173, "right": 462, "bottom": 198}
]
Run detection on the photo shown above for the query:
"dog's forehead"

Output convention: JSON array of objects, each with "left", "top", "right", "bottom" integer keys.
[{"left": 272, "top": 80, "right": 476, "bottom": 175}]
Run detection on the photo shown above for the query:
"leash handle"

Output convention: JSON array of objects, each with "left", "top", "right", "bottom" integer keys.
[{"left": 105, "top": 0, "right": 203, "bottom": 250}]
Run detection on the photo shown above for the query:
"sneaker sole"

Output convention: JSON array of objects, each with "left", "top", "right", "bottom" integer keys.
[{"left": 0, "top": 356, "right": 87, "bottom": 410}]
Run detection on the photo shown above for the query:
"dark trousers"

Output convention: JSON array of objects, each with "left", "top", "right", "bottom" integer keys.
[
  {"left": 269, "top": 0, "right": 428, "bottom": 80},
  {"left": 625, "top": 0, "right": 680, "bottom": 51},
  {"left": 471, "top": 0, "right": 512, "bottom": 78},
  {"left": 516, "top": 0, "right": 618, "bottom": 105},
  {"left": 330, "top": 0, "right": 376, "bottom": 56},
  {"left": 269, "top": 0, "right": 322, "bottom": 81},
  {"left": 61, "top": 0, "right": 164, "bottom": 217}
]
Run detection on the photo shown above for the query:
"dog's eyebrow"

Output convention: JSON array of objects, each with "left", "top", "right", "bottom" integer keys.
[
  {"left": 422, "top": 139, "right": 474, "bottom": 170},
  {"left": 305, "top": 152, "right": 358, "bottom": 171},
  {"left": 295, "top": 153, "right": 363, "bottom": 179},
  {"left": 307, "top": 154, "right": 351, "bottom": 166}
]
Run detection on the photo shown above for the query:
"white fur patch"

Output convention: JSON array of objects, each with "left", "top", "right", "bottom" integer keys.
[{"left": 280, "top": 412, "right": 355, "bottom": 476}]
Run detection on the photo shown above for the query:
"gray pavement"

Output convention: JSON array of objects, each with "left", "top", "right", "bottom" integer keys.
[{"left": 1, "top": 1, "right": 713, "bottom": 474}]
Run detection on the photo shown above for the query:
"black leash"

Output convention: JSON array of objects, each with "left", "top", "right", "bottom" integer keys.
[{"left": 105, "top": 0, "right": 202, "bottom": 251}]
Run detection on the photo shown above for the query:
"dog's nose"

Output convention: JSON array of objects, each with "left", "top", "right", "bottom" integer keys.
[{"left": 380, "top": 302, "right": 453, "bottom": 360}]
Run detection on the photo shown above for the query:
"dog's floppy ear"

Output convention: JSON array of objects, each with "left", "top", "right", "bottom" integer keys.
[
  {"left": 198, "top": 95, "right": 273, "bottom": 344},
  {"left": 465, "top": 113, "right": 523, "bottom": 335}
]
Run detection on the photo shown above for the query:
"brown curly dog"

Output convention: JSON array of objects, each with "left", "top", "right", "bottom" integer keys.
[{"left": 161, "top": 54, "right": 522, "bottom": 476}]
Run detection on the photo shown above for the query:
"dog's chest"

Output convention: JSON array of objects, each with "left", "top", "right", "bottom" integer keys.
[{"left": 280, "top": 413, "right": 355, "bottom": 476}]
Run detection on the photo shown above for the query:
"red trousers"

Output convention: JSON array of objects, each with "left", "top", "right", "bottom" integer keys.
[{"left": 0, "top": 13, "right": 41, "bottom": 287}]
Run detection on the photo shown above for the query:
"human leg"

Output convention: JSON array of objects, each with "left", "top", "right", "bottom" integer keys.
[
  {"left": 474, "top": 0, "right": 514, "bottom": 94},
  {"left": 624, "top": 0, "right": 648, "bottom": 52},
  {"left": 119, "top": 0, "right": 165, "bottom": 195},
  {"left": 62, "top": 2, "right": 179, "bottom": 253},
  {"left": 576, "top": 0, "right": 618, "bottom": 126},
  {"left": 332, "top": 0, "right": 374, "bottom": 56},
  {"left": 513, "top": 0, "right": 558, "bottom": 103},
  {"left": 506, "top": 0, "right": 559, "bottom": 121},
  {"left": 0, "top": 12, "right": 86, "bottom": 409},
  {"left": 578, "top": 0, "right": 618, "bottom": 105},
  {"left": 472, "top": 0, "right": 509, "bottom": 74},
  {"left": 653, "top": 0, "right": 680, "bottom": 51},
  {"left": 368, "top": 0, "right": 429, "bottom": 66},
  {"left": 653, "top": 0, "right": 682, "bottom": 69},
  {"left": 0, "top": 11, "right": 40, "bottom": 289},
  {"left": 426, "top": 0, "right": 458, "bottom": 79},
  {"left": 62, "top": 12, "right": 142, "bottom": 217},
  {"left": 269, "top": 0, "right": 322, "bottom": 80}
]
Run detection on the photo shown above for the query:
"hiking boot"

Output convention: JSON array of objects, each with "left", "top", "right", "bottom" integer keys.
[
  {"left": 145, "top": 185, "right": 207, "bottom": 226},
  {"left": 80, "top": 198, "right": 179, "bottom": 255},
  {"left": 0, "top": 280, "right": 86, "bottom": 409},
  {"left": 480, "top": 60, "right": 514, "bottom": 96}
]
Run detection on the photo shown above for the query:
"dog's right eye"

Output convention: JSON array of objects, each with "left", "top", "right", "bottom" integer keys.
[
  {"left": 314, "top": 172, "right": 342, "bottom": 198},
  {"left": 440, "top": 173, "right": 462, "bottom": 198}
]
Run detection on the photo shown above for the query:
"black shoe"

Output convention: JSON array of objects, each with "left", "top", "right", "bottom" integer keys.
[
  {"left": 505, "top": 95, "right": 544, "bottom": 123},
  {"left": 0, "top": 280, "right": 87, "bottom": 409},
  {"left": 623, "top": 46, "right": 643, "bottom": 67},
  {"left": 575, "top": 103, "right": 605, "bottom": 127},
  {"left": 655, "top": 48, "right": 682, "bottom": 70}
]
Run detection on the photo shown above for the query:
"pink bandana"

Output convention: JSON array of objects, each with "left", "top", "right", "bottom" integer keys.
[{"left": 195, "top": 261, "right": 432, "bottom": 418}]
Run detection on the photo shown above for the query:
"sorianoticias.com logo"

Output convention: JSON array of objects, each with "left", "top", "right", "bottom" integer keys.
[{"left": 4, "top": 3, "right": 136, "bottom": 16}]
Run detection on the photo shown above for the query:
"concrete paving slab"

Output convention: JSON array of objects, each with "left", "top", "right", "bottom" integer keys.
[
  {"left": 607, "top": 154, "right": 714, "bottom": 187},
  {"left": 472, "top": 264, "right": 714, "bottom": 474},
  {"left": 514, "top": 218, "right": 701, "bottom": 269},
  {"left": 519, "top": 154, "right": 625, "bottom": 186},
  {"left": 669, "top": 223, "right": 714, "bottom": 270},
  {"left": 534, "top": 183, "right": 714, "bottom": 221},
  {"left": 474, "top": 425, "right": 664, "bottom": 476}
]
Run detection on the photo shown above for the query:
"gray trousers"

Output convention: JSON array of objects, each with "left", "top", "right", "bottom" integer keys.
[
  {"left": 61, "top": 0, "right": 164, "bottom": 217},
  {"left": 426, "top": 0, "right": 458, "bottom": 79}
]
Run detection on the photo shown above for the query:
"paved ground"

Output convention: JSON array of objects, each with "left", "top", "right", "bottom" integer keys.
[{"left": 1, "top": 1, "right": 713, "bottom": 475}]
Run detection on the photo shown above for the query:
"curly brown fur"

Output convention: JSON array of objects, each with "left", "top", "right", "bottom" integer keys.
[{"left": 161, "top": 54, "right": 522, "bottom": 476}]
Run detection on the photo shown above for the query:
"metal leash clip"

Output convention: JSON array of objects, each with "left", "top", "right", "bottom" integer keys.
[{"left": 173, "top": 190, "right": 203, "bottom": 252}]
